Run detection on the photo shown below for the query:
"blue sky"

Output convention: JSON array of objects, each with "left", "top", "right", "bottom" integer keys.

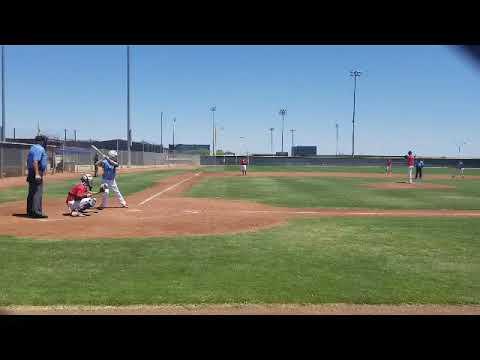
[{"left": 2, "top": 45, "right": 479, "bottom": 156}]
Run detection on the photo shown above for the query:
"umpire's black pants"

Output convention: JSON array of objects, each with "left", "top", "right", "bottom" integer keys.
[
  {"left": 415, "top": 167, "right": 422, "bottom": 179},
  {"left": 27, "top": 180, "right": 44, "bottom": 217}
]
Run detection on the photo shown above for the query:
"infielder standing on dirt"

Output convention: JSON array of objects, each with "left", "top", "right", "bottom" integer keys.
[
  {"left": 96, "top": 150, "right": 128, "bottom": 209},
  {"left": 453, "top": 160, "right": 465, "bottom": 179},
  {"left": 415, "top": 158, "right": 424, "bottom": 181},
  {"left": 406, "top": 150, "right": 415, "bottom": 184},
  {"left": 240, "top": 157, "right": 248, "bottom": 176}
]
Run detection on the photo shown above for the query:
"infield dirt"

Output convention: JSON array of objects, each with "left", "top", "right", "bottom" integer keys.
[{"left": 1, "top": 171, "right": 480, "bottom": 240}]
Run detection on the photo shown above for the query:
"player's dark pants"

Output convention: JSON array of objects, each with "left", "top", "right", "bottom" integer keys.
[
  {"left": 27, "top": 180, "right": 44, "bottom": 217},
  {"left": 415, "top": 167, "right": 422, "bottom": 179}
]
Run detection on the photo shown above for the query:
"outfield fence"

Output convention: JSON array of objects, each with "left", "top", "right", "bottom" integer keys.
[
  {"left": 0, "top": 142, "right": 200, "bottom": 178},
  {"left": 200, "top": 155, "right": 480, "bottom": 168}
]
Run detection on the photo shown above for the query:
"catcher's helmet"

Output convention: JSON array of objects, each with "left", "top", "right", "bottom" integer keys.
[
  {"left": 108, "top": 150, "right": 118, "bottom": 160},
  {"left": 81, "top": 174, "right": 94, "bottom": 190}
]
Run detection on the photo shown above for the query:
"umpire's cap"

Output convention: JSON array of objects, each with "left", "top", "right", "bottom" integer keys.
[{"left": 35, "top": 135, "right": 48, "bottom": 147}]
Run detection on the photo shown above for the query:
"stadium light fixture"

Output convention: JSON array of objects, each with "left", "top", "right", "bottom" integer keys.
[
  {"left": 210, "top": 106, "right": 216, "bottom": 156},
  {"left": 289, "top": 129, "right": 296, "bottom": 153},
  {"left": 127, "top": 45, "right": 132, "bottom": 168},
  {"left": 279, "top": 108, "right": 287, "bottom": 152},
  {"left": 269, "top": 127, "right": 274, "bottom": 153},
  {"left": 1, "top": 45, "right": 5, "bottom": 142},
  {"left": 350, "top": 70, "right": 362, "bottom": 157}
]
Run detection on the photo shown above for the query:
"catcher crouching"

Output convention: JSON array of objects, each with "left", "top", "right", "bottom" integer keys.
[{"left": 66, "top": 174, "right": 107, "bottom": 217}]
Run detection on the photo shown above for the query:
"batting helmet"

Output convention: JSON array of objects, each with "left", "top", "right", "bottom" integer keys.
[{"left": 108, "top": 150, "right": 118, "bottom": 161}]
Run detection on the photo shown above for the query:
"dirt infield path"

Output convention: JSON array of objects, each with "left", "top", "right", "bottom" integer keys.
[
  {"left": 2, "top": 170, "right": 480, "bottom": 240},
  {"left": 2, "top": 304, "right": 479, "bottom": 315}
]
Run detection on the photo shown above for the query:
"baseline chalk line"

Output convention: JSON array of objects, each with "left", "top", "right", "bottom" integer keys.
[{"left": 138, "top": 173, "right": 200, "bottom": 206}]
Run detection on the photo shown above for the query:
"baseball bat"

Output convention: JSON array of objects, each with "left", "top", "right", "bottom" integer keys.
[
  {"left": 91, "top": 144, "right": 107, "bottom": 158},
  {"left": 91, "top": 144, "right": 119, "bottom": 165}
]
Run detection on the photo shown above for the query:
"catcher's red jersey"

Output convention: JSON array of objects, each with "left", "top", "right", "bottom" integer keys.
[{"left": 66, "top": 183, "right": 89, "bottom": 203}]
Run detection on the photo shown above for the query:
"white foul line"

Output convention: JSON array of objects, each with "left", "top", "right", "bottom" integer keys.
[{"left": 138, "top": 173, "right": 200, "bottom": 206}]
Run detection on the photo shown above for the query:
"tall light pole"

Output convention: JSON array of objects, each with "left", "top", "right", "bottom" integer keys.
[
  {"left": 160, "top": 111, "right": 163, "bottom": 151},
  {"left": 240, "top": 136, "right": 245, "bottom": 156},
  {"left": 210, "top": 106, "right": 216, "bottom": 156},
  {"left": 458, "top": 141, "right": 468, "bottom": 155},
  {"left": 269, "top": 127, "right": 274, "bottom": 153},
  {"left": 127, "top": 45, "right": 132, "bottom": 167},
  {"left": 350, "top": 70, "right": 362, "bottom": 157},
  {"left": 279, "top": 108, "right": 287, "bottom": 153},
  {"left": 289, "top": 129, "right": 296, "bottom": 147},
  {"left": 172, "top": 117, "right": 176, "bottom": 150},
  {"left": 1, "top": 45, "right": 5, "bottom": 142},
  {"left": 335, "top": 122, "right": 339, "bottom": 156}
]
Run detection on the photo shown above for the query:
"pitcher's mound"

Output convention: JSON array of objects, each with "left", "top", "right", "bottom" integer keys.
[{"left": 365, "top": 182, "right": 456, "bottom": 190}]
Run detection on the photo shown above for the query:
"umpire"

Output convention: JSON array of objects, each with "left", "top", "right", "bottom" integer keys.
[{"left": 26, "top": 135, "right": 49, "bottom": 218}]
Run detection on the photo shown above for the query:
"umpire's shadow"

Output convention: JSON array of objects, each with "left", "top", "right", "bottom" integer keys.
[{"left": 12, "top": 213, "right": 30, "bottom": 218}]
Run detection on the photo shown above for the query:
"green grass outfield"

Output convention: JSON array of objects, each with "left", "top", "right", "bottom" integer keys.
[
  {"left": 200, "top": 164, "right": 480, "bottom": 175},
  {"left": 188, "top": 176, "right": 480, "bottom": 210},
  {"left": 0, "top": 169, "right": 186, "bottom": 204},
  {"left": 0, "top": 217, "right": 478, "bottom": 305}
]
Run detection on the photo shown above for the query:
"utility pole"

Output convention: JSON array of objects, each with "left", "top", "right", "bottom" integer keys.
[
  {"left": 279, "top": 108, "right": 287, "bottom": 153},
  {"left": 350, "top": 70, "right": 362, "bottom": 157},
  {"left": 64, "top": 129, "right": 67, "bottom": 142},
  {"left": 127, "top": 45, "right": 132, "bottom": 167},
  {"left": 160, "top": 111, "right": 163, "bottom": 151},
  {"left": 37, "top": 121, "right": 40, "bottom": 136},
  {"left": 172, "top": 117, "right": 176, "bottom": 151},
  {"left": 289, "top": 129, "right": 296, "bottom": 151},
  {"left": 335, "top": 122, "right": 339, "bottom": 156},
  {"left": 1, "top": 45, "right": 5, "bottom": 142},
  {"left": 269, "top": 127, "right": 274, "bottom": 153},
  {"left": 74, "top": 129, "right": 77, "bottom": 142},
  {"left": 210, "top": 106, "right": 216, "bottom": 156},
  {"left": 13, "top": 127, "right": 15, "bottom": 140}
]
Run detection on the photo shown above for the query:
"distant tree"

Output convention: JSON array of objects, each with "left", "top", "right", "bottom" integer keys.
[{"left": 216, "top": 149, "right": 225, "bottom": 156}]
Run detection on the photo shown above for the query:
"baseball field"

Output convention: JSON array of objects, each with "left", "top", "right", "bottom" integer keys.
[{"left": 1, "top": 165, "right": 479, "bottom": 315}]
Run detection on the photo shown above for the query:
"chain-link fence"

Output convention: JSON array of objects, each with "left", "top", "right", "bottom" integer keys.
[{"left": 0, "top": 142, "right": 200, "bottom": 178}]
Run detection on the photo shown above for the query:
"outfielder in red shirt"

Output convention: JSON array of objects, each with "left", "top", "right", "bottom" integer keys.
[
  {"left": 240, "top": 158, "right": 248, "bottom": 176},
  {"left": 385, "top": 158, "right": 393, "bottom": 176},
  {"left": 66, "top": 174, "right": 96, "bottom": 217}
]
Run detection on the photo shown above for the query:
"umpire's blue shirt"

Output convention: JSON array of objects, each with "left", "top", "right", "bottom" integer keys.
[
  {"left": 27, "top": 144, "right": 48, "bottom": 177},
  {"left": 102, "top": 159, "right": 117, "bottom": 181}
]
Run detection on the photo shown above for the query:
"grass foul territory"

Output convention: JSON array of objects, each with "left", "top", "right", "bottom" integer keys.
[{"left": 0, "top": 217, "right": 478, "bottom": 305}]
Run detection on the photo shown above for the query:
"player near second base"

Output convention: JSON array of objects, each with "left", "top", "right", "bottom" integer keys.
[
  {"left": 96, "top": 150, "right": 128, "bottom": 209},
  {"left": 406, "top": 150, "right": 415, "bottom": 184},
  {"left": 240, "top": 157, "right": 248, "bottom": 176}
]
